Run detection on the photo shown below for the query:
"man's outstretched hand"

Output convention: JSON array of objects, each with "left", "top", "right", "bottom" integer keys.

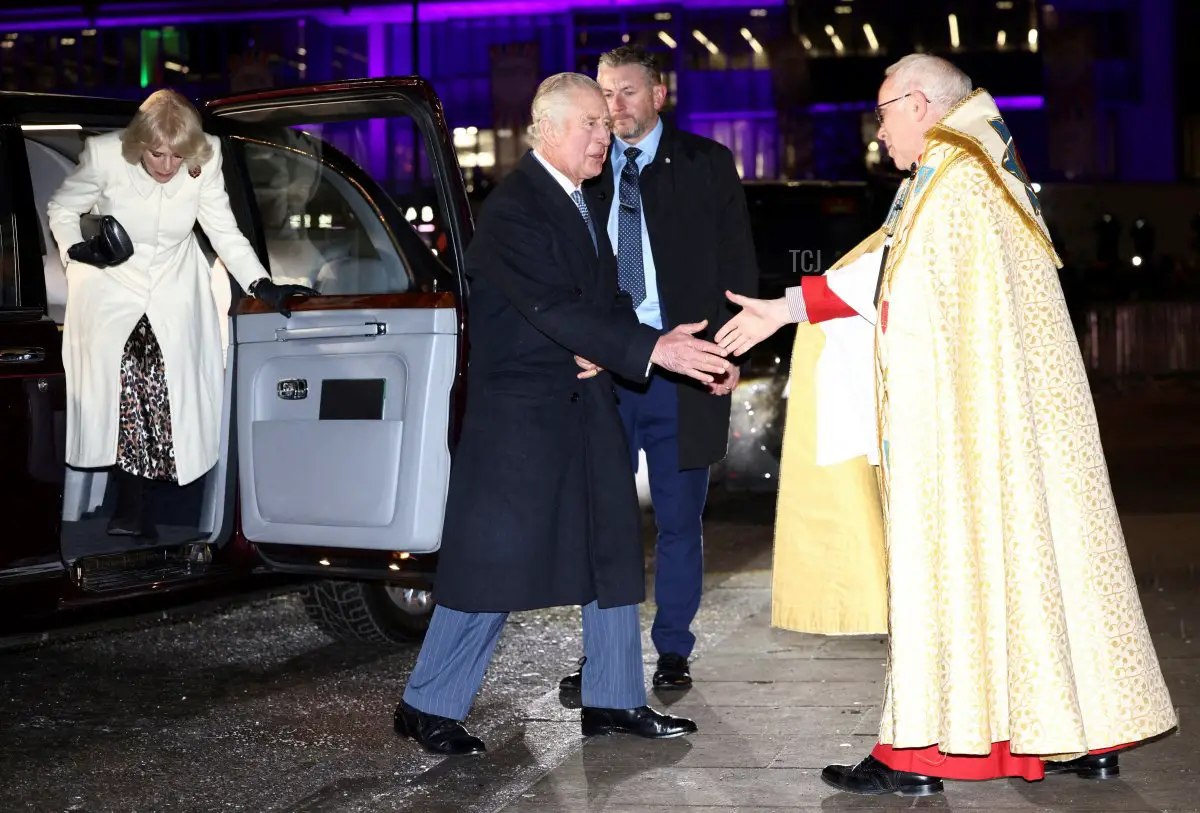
[
  {"left": 650, "top": 320, "right": 732, "bottom": 383},
  {"left": 714, "top": 291, "right": 790, "bottom": 357}
]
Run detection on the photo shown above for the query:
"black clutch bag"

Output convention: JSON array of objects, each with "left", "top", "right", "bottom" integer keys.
[{"left": 74, "top": 214, "right": 134, "bottom": 267}]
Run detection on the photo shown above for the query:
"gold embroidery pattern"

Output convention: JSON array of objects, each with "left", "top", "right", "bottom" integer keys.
[{"left": 874, "top": 156, "right": 1176, "bottom": 757}]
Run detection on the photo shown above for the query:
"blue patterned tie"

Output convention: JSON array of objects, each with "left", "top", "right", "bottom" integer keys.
[
  {"left": 571, "top": 190, "right": 597, "bottom": 253},
  {"left": 616, "top": 146, "right": 646, "bottom": 306}
]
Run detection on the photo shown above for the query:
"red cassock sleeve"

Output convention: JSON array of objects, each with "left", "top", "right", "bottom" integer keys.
[{"left": 801, "top": 275, "right": 859, "bottom": 323}]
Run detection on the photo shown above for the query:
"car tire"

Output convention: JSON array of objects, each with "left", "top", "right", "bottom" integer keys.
[{"left": 300, "top": 580, "right": 434, "bottom": 644}]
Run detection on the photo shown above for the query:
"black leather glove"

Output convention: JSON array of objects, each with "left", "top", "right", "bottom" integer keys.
[
  {"left": 67, "top": 240, "right": 111, "bottom": 267},
  {"left": 67, "top": 215, "right": 135, "bottom": 268},
  {"left": 249, "top": 277, "right": 319, "bottom": 318}
]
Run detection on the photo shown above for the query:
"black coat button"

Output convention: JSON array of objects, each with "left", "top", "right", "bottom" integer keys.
[
  {"left": 571, "top": 287, "right": 583, "bottom": 298},
  {"left": 569, "top": 392, "right": 581, "bottom": 402}
]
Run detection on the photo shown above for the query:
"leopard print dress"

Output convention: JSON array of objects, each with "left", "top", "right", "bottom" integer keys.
[{"left": 115, "top": 315, "right": 178, "bottom": 482}]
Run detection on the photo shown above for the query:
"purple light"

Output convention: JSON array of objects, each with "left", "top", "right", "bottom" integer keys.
[
  {"left": 991, "top": 94, "right": 1045, "bottom": 111},
  {"left": 688, "top": 110, "right": 777, "bottom": 121},
  {"left": 0, "top": 9, "right": 306, "bottom": 30},
  {"left": 0, "top": 0, "right": 783, "bottom": 31},
  {"left": 367, "top": 22, "right": 387, "bottom": 78},
  {"left": 328, "top": 0, "right": 781, "bottom": 25},
  {"left": 806, "top": 95, "right": 1044, "bottom": 113}
]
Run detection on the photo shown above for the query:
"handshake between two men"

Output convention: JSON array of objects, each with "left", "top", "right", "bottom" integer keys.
[{"left": 575, "top": 318, "right": 738, "bottom": 395}]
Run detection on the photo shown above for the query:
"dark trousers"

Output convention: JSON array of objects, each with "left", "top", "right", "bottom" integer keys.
[{"left": 617, "top": 374, "right": 710, "bottom": 659}]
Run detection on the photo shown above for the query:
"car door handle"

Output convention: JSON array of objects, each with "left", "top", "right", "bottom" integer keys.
[
  {"left": 274, "top": 322, "right": 387, "bottom": 342},
  {"left": 0, "top": 347, "right": 46, "bottom": 364}
]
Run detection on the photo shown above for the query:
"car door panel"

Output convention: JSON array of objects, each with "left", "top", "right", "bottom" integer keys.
[
  {"left": 0, "top": 319, "right": 66, "bottom": 575},
  {"left": 0, "top": 121, "right": 69, "bottom": 577},
  {"left": 207, "top": 79, "right": 472, "bottom": 555},
  {"left": 237, "top": 298, "right": 456, "bottom": 548}
]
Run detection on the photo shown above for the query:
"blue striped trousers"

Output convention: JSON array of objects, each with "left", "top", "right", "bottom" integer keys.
[{"left": 403, "top": 600, "right": 646, "bottom": 720}]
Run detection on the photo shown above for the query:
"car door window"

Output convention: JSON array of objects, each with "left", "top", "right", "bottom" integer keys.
[
  {"left": 21, "top": 127, "right": 120, "bottom": 323},
  {"left": 240, "top": 132, "right": 449, "bottom": 296},
  {"left": 24, "top": 137, "right": 81, "bottom": 323}
]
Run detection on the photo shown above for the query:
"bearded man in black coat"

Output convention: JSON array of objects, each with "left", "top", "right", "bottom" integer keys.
[{"left": 393, "top": 72, "right": 734, "bottom": 755}]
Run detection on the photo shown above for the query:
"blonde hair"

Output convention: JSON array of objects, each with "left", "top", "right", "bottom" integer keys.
[
  {"left": 884, "top": 54, "right": 972, "bottom": 114},
  {"left": 528, "top": 72, "right": 603, "bottom": 148},
  {"left": 120, "top": 89, "right": 212, "bottom": 170}
]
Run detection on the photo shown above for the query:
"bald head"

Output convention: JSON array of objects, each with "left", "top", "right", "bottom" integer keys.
[
  {"left": 883, "top": 53, "right": 972, "bottom": 116},
  {"left": 875, "top": 53, "right": 972, "bottom": 170}
]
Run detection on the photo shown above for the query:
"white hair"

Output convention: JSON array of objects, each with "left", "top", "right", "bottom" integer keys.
[
  {"left": 884, "top": 54, "right": 972, "bottom": 114},
  {"left": 528, "top": 72, "right": 603, "bottom": 147}
]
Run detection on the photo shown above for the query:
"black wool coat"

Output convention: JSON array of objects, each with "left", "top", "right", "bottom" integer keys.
[
  {"left": 583, "top": 121, "right": 759, "bottom": 470},
  {"left": 432, "top": 152, "right": 661, "bottom": 613}
]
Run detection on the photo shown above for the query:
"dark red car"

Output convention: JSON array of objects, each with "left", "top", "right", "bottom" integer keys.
[{"left": 0, "top": 78, "right": 473, "bottom": 644}]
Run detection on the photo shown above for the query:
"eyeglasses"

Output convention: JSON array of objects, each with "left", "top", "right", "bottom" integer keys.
[{"left": 875, "top": 92, "right": 912, "bottom": 125}]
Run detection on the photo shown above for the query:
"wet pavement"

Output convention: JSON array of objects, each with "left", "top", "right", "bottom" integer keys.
[{"left": 1, "top": 387, "right": 1199, "bottom": 812}]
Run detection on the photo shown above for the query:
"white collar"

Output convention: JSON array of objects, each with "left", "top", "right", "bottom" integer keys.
[
  {"left": 127, "top": 159, "right": 190, "bottom": 200},
  {"left": 531, "top": 149, "right": 581, "bottom": 196}
]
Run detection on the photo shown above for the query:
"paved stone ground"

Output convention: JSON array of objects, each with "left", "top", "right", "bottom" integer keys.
[
  {"left": 497, "top": 389, "right": 1200, "bottom": 812},
  {"left": 2, "top": 389, "right": 1195, "bottom": 812}
]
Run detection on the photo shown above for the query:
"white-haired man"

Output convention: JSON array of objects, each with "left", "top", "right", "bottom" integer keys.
[
  {"left": 715, "top": 53, "right": 1176, "bottom": 796},
  {"left": 393, "top": 72, "right": 731, "bottom": 754},
  {"left": 557, "top": 44, "right": 760, "bottom": 697}
]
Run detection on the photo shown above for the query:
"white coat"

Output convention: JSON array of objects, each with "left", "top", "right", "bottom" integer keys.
[{"left": 47, "top": 130, "right": 267, "bottom": 486}]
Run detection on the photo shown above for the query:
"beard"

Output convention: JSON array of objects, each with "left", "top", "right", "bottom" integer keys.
[{"left": 614, "top": 115, "right": 651, "bottom": 142}]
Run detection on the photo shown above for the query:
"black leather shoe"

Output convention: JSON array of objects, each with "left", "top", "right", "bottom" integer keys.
[
  {"left": 652, "top": 653, "right": 692, "bottom": 688},
  {"left": 559, "top": 656, "right": 584, "bottom": 694},
  {"left": 821, "top": 755, "right": 944, "bottom": 796},
  {"left": 1044, "top": 753, "right": 1119, "bottom": 779},
  {"left": 581, "top": 705, "right": 697, "bottom": 739},
  {"left": 393, "top": 701, "right": 485, "bottom": 756}
]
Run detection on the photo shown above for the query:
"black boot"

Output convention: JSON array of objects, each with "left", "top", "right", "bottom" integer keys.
[{"left": 106, "top": 470, "right": 158, "bottom": 541}]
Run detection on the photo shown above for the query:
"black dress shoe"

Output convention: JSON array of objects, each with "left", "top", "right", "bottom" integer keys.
[
  {"left": 581, "top": 705, "right": 697, "bottom": 739},
  {"left": 1044, "top": 753, "right": 1119, "bottom": 779},
  {"left": 559, "top": 656, "right": 584, "bottom": 694},
  {"left": 821, "top": 755, "right": 944, "bottom": 796},
  {"left": 393, "top": 701, "right": 486, "bottom": 756},
  {"left": 652, "top": 653, "right": 692, "bottom": 688}
]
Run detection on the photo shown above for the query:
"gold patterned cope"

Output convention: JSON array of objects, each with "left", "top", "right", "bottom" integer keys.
[
  {"left": 876, "top": 89, "right": 1176, "bottom": 756},
  {"left": 774, "top": 88, "right": 1177, "bottom": 758}
]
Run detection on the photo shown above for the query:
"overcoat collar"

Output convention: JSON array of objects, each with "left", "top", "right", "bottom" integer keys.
[
  {"left": 126, "top": 159, "right": 191, "bottom": 200},
  {"left": 516, "top": 150, "right": 602, "bottom": 265}
]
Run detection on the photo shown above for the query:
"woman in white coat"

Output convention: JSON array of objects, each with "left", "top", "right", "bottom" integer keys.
[{"left": 48, "top": 89, "right": 316, "bottom": 540}]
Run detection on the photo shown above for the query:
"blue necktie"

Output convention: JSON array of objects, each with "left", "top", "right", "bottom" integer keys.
[
  {"left": 616, "top": 146, "right": 646, "bottom": 307},
  {"left": 571, "top": 190, "right": 597, "bottom": 253}
]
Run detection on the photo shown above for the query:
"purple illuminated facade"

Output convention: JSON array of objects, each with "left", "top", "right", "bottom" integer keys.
[{"left": 0, "top": 0, "right": 1179, "bottom": 183}]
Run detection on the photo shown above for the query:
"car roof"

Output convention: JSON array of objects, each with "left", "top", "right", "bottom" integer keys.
[{"left": 0, "top": 90, "right": 139, "bottom": 123}]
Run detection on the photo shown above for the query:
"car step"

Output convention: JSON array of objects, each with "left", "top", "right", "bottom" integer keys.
[{"left": 73, "top": 545, "right": 230, "bottom": 593}]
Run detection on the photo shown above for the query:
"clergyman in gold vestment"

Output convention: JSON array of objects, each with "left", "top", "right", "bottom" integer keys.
[{"left": 716, "top": 54, "right": 1177, "bottom": 797}]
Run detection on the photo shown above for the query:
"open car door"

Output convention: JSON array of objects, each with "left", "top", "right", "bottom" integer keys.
[{"left": 205, "top": 78, "right": 472, "bottom": 554}]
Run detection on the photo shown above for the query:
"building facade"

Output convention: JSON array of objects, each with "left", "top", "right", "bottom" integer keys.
[{"left": 0, "top": 0, "right": 1178, "bottom": 191}]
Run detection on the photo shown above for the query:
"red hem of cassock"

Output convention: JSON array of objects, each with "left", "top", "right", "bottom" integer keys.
[
  {"left": 801, "top": 276, "right": 858, "bottom": 323},
  {"left": 870, "top": 741, "right": 1132, "bottom": 781}
]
